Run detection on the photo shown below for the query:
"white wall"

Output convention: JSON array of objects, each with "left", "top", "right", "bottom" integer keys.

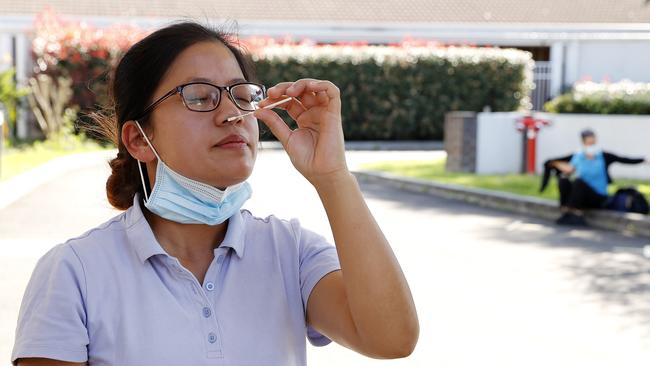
[
  {"left": 536, "top": 113, "right": 650, "bottom": 180},
  {"left": 475, "top": 112, "right": 524, "bottom": 174},
  {"left": 475, "top": 112, "right": 650, "bottom": 180},
  {"left": 566, "top": 40, "right": 650, "bottom": 84}
]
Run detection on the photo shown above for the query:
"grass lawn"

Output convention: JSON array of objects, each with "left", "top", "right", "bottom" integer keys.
[
  {"left": 361, "top": 158, "right": 650, "bottom": 203},
  {"left": 0, "top": 137, "right": 110, "bottom": 182}
]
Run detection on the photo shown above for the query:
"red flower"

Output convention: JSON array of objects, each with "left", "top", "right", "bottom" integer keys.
[{"left": 70, "top": 51, "right": 82, "bottom": 64}]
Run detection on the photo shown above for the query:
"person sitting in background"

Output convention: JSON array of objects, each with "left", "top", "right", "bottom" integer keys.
[{"left": 544, "top": 129, "right": 647, "bottom": 226}]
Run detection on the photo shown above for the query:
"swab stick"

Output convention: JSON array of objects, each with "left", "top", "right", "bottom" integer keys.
[{"left": 227, "top": 96, "right": 302, "bottom": 122}]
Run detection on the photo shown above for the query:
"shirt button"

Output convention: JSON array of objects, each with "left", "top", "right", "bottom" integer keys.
[
  {"left": 208, "top": 332, "right": 217, "bottom": 343},
  {"left": 202, "top": 307, "right": 212, "bottom": 318},
  {"left": 205, "top": 282, "right": 215, "bottom": 291}
]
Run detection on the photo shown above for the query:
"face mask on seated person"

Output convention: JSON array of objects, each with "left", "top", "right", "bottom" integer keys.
[
  {"left": 583, "top": 145, "right": 602, "bottom": 157},
  {"left": 133, "top": 120, "right": 252, "bottom": 225}
]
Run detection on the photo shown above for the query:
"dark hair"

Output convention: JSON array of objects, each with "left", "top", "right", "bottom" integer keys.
[
  {"left": 88, "top": 21, "right": 258, "bottom": 210},
  {"left": 580, "top": 128, "right": 596, "bottom": 141}
]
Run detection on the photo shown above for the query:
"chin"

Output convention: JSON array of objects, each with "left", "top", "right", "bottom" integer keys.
[{"left": 209, "top": 172, "right": 252, "bottom": 189}]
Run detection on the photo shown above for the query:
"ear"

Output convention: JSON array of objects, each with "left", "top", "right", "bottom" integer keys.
[{"left": 122, "top": 120, "right": 156, "bottom": 163}]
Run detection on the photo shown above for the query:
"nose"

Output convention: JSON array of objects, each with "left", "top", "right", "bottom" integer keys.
[{"left": 217, "top": 90, "right": 244, "bottom": 125}]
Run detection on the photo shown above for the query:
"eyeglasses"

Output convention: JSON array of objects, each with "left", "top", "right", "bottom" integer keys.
[{"left": 136, "top": 81, "right": 266, "bottom": 119}]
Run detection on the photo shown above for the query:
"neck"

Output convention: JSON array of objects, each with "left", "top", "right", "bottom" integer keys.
[{"left": 142, "top": 202, "right": 228, "bottom": 262}]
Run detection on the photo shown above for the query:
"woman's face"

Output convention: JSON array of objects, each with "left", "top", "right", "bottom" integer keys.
[{"left": 145, "top": 41, "right": 259, "bottom": 189}]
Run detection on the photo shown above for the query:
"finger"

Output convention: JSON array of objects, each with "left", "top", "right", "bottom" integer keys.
[
  {"left": 284, "top": 78, "right": 320, "bottom": 97},
  {"left": 267, "top": 79, "right": 317, "bottom": 99},
  {"left": 285, "top": 101, "right": 305, "bottom": 120},
  {"left": 298, "top": 92, "right": 319, "bottom": 108},
  {"left": 258, "top": 96, "right": 291, "bottom": 109},
  {"left": 316, "top": 91, "right": 328, "bottom": 105},
  {"left": 253, "top": 108, "right": 292, "bottom": 147},
  {"left": 304, "top": 80, "right": 340, "bottom": 100},
  {"left": 281, "top": 93, "right": 316, "bottom": 113},
  {"left": 258, "top": 96, "right": 306, "bottom": 118},
  {"left": 261, "top": 96, "right": 317, "bottom": 130},
  {"left": 266, "top": 82, "right": 295, "bottom": 99}
]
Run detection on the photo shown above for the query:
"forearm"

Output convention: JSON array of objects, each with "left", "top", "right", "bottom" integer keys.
[
  {"left": 606, "top": 152, "right": 645, "bottom": 165},
  {"left": 312, "top": 171, "right": 419, "bottom": 353},
  {"left": 553, "top": 161, "right": 575, "bottom": 175},
  {"left": 615, "top": 157, "right": 645, "bottom": 164}
]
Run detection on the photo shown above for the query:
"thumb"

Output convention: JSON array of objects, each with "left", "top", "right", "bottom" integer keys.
[{"left": 254, "top": 108, "right": 291, "bottom": 147}]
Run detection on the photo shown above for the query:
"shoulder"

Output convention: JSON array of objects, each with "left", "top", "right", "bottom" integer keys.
[
  {"left": 33, "top": 241, "right": 85, "bottom": 279},
  {"left": 602, "top": 151, "right": 620, "bottom": 161},
  {"left": 239, "top": 209, "right": 303, "bottom": 240},
  {"left": 239, "top": 209, "right": 332, "bottom": 256},
  {"left": 570, "top": 151, "right": 582, "bottom": 163},
  {"left": 36, "top": 211, "right": 124, "bottom": 258},
  {"left": 64, "top": 211, "right": 127, "bottom": 249},
  {"left": 41, "top": 211, "right": 132, "bottom": 276},
  {"left": 602, "top": 152, "right": 622, "bottom": 165}
]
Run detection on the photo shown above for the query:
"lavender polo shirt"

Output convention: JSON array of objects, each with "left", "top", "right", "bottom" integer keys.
[{"left": 12, "top": 192, "right": 341, "bottom": 365}]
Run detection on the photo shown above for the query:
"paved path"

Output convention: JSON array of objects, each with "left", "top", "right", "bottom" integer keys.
[{"left": 1, "top": 149, "right": 649, "bottom": 365}]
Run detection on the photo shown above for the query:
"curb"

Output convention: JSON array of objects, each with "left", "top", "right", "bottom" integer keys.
[{"left": 352, "top": 170, "right": 650, "bottom": 239}]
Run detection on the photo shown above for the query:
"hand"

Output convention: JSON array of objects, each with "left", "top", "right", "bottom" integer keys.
[{"left": 253, "top": 79, "right": 349, "bottom": 186}]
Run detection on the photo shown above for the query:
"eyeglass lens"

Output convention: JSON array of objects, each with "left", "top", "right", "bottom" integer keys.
[{"left": 182, "top": 83, "right": 264, "bottom": 112}]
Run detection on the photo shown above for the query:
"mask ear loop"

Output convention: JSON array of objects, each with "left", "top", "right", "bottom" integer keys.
[{"left": 134, "top": 120, "right": 162, "bottom": 202}]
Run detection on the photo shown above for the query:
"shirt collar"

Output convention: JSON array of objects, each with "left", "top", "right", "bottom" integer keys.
[
  {"left": 125, "top": 192, "right": 246, "bottom": 264},
  {"left": 218, "top": 205, "right": 247, "bottom": 259}
]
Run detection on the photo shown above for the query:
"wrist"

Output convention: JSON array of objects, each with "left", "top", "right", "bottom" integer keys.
[{"left": 310, "top": 169, "right": 356, "bottom": 191}]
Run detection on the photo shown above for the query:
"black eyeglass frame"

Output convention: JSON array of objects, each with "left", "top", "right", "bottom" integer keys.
[{"left": 135, "top": 81, "right": 267, "bottom": 120}]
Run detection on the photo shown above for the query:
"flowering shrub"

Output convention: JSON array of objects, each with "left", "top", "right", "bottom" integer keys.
[
  {"left": 545, "top": 79, "right": 650, "bottom": 114},
  {"left": 31, "top": 10, "right": 533, "bottom": 140},
  {"left": 31, "top": 9, "right": 148, "bottom": 121}
]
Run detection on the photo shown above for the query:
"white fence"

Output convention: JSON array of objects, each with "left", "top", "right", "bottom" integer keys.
[{"left": 476, "top": 112, "right": 650, "bottom": 180}]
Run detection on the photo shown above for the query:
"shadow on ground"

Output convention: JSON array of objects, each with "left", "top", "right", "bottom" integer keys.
[{"left": 358, "top": 179, "right": 650, "bottom": 336}]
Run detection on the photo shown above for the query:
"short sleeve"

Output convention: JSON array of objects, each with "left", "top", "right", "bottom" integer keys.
[
  {"left": 569, "top": 153, "right": 579, "bottom": 168},
  {"left": 11, "top": 243, "right": 89, "bottom": 365},
  {"left": 291, "top": 219, "right": 342, "bottom": 347}
]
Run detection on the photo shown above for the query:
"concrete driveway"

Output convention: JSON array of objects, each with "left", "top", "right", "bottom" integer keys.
[{"left": 1, "top": 148, "right": 649, "bottom": 366}]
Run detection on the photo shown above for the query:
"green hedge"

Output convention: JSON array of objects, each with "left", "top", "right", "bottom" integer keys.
[
  {"left": 253, "top": 46, "right": 533, "bottom": 140},
  {"left": 544, "top": 80, "right": 650, "bottom": 114}
]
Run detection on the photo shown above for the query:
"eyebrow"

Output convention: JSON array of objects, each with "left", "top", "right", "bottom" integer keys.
[{"left": 183, "top": 77, "right": 248, "bottom": 85}]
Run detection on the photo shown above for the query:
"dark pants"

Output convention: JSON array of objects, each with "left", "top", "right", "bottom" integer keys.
[{"left": 558, "top": 178, "right": 607, "bottom": 210}]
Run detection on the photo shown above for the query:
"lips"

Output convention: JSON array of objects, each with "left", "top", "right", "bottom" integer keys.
[{"left": 215, "top": 134, "right": 247, "bottom": 147}]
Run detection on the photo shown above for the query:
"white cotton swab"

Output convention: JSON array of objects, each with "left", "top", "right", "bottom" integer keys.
[{"left": 227, "top": 96, "right": 302, "bottom": 122}]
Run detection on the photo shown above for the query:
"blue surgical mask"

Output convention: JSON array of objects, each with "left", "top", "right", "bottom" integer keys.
[
  {"left": 583, "top": 145, "right": 601, "bottom": 157},
  {"left": 134, "top": 121, "right": 251, "bottom": 225}
]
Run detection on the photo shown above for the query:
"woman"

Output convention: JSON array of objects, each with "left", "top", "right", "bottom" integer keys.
[{"left": 11, "top": 22, "right": 419, "bottom": 365}]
